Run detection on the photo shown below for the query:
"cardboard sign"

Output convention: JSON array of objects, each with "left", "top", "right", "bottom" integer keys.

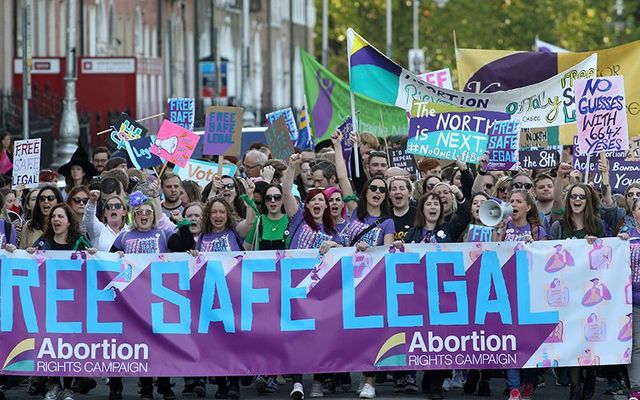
[
  {"left": 467, "top": 224, "right": 494, "bottom": 242},
  {"left": 12, "top": 138, "right": 41, "bottom": 189},
  {"left": 265, "top": 116, "right": 296, "bottom": 161},
  {"left": 167, "top": 98, "right": 195, "bottom": 131},
  {"left": 486, "top": 119, "right": 520, "bottom": 171},
  {"left": 203, "top": 106, "right": 243, "bottom": 157},
  {"left": 125, "top": 136, "right": 164, "bottom": 169},
  {"left": 174, "top": 159, "right": 238, "bottom": 188},
  {"left": 520, "top": 128, "right": 550, "bottom": 148},
  {"left": 388, "top": 148, "right": 417, "bottom": 175},
  {"left": 417, "top": 68, "right": 453, "bottom": 90},
  {"left": 519, "top": 148, "right": 561, "bottom": 169},
  {"left": 575, "top": 76, "right": 629, "bottom": 155},
  {"left": 151, "top": 120, "right": 199, "bottom": 167},
  {"left": 266, "top": 107, "right": 299, "bottom": 143},
  {"left": 110, "top": 115, "right": 147, "bottom": 150}
]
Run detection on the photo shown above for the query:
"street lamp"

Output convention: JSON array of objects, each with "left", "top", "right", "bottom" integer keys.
[{"left": 55, "top": 0, "right": 80, "bottom": 167}]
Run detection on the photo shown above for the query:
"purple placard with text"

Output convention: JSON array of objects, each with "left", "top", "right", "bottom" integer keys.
[
  {"left": 486, "top": 120, "right": 520, "bottom": 171},
  {"left": 575, "top": 76, "right": 629, "bottom": 155},
  {"left": 0, "top": 241, "right": 629, "bottom": 377}
]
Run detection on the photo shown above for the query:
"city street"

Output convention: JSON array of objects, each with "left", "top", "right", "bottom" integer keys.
[{"left": 1, "top": 372, "right": 627, "bottom": 400}]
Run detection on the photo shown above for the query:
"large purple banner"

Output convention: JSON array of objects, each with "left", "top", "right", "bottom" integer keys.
[{"left": 0, "top": 240, "right": 630, "bottom": 377}]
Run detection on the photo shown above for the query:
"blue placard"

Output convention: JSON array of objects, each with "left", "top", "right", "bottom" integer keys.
[{"left": 125, "top": 136, "right": 164, "bottom": 169}]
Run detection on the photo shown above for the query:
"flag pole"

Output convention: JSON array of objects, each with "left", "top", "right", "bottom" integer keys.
[{"left": 347, "top": 29, "right": 360, "bottom": 178}]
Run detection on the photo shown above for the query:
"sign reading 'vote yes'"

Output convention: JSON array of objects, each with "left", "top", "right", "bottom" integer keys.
[{"left": 203, "top": 106, "right": 243, "bottom": 157}]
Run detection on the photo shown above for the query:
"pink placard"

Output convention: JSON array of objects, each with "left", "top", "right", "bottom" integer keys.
[
  {"left": 150, "top": 119, "right": 199, "bottom": 167},
  {"left": 575, "top": 76, "right": 629, "bottom": 155}
]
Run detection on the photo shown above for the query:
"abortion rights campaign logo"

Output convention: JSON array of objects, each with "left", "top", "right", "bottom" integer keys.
[
  {"left": 373, "top": 333, "right": 407, "bottom": 367},
  {"left": 3, "top": 338, "right": 35, "bottom": 372}
]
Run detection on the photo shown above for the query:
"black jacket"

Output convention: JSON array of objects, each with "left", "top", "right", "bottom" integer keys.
[{"left": 404, "top": 200, "right": 471, "bottom": 244}]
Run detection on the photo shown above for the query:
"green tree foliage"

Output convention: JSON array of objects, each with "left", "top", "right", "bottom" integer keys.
[{"left": 315, "top": 0, "right": 640, "bottom": 86}]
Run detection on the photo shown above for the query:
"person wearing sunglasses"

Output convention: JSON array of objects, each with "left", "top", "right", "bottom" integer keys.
[
  {"left": 108, "top": 191, "right": 193, "bottom": 400},
  {"left": 65, "top": 186, "right": 90, "bottom": 234},
  {"left": 203, "top": 175, "right": 248, "bottom": 219},
  {"left": 601, "top": 174, "right": 640, "bottom": 235},
  {"left": 83, "top": 190, "right": 128, "bottom": 251},
  {"left": 19, "top": 185, "right": 64, "bottom": 249}
]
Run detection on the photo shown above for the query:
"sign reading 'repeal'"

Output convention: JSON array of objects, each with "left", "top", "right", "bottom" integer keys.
[{"left": 0, "top": 240, "right": 630, "bottom": 376}]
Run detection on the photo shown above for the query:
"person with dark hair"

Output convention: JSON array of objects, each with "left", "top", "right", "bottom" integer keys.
[
  {"left": 366, "top": 151, "right": 389, "bottom": 178},
  {"left": 58, "top": 147, "right": 98, "bottom": 198},
  {"left": 105, "top": 157, "right": 127, "bottom": 171},
  {"left": 311, "top": 160, "right": 338, "bottom": 188},
  {"left": 84, "top": 190, "right": 128, "bottom": 251},
  {"left": 19, "top": 185, "right": 64, "bottom": 249},
  {"left": 92, "top": 146, "right": 111, "bottom": 173},
  {"left": 180, "top": 179, "right": 202, "bottom": 204},
  {"left": 202, "top": 175, "right": 248, "bottom": 219},
  {"left": 100, "top": 177, "right": 125, "bottom": 197},
  {"left": 0, "top": 131, "right": 13, "bottom": 176},
  {"left": 160, "top": 172, "right": 185, "bottom": 218},
  {"left": 66, "top": 186, "right": 90, "bottom": 234}
]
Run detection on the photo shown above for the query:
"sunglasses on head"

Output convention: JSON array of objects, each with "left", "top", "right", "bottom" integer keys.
[
  {"left": 569, "top": 194, "right": 587, "bottom": 200},
  {"left": 369, "top": 184, "right": 387, "bottom": 194},
  {"left": 265, "top": 194, "right": 283, "bottom": 202},
  {"left": 135, "top": 209, "right": 153, "bottom": 217},
  {"left": 72, "top": 197, "right": 89, "bottom": 205},
  {"left": 512, "top": 182, "right": 533, "bottom": 190},
  {"left": 105, "top": 203, "right": 124, "bottom": 211},
  {"left": 39, "top": 195, "right": 56, "bottom": 202}
]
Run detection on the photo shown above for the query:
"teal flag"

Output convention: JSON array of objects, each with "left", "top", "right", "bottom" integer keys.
[{"left": 301, "top": 49, "right": 408, "bottom": 142}]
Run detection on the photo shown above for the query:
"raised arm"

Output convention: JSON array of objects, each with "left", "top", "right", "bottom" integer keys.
[
  {"left": 552, "top": 163, "right": 571, "bottom": 219},
  {"left": 236, "top": 179, "right": 256, "bottom": 238},
  {"left": 332, "top": 130, "right": 357, "bottom": 212},
  {"left": 282, "top": 154, "right": 301, "bottom": 217},
  {"left": 85, "top": 190, "right": 105, "bottom": 241}
]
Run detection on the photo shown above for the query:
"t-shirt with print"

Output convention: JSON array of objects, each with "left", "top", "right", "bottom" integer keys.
[
  {"left": 245, "top": 214, "right": 290, "bottom": 249},
  {"left": 393, "top": 206, "right": 416, "bottom": 242},
  {"left": 196, "top": 229, "right": 243, "bottom": 252},
  {"left": 288, "top": 207, "right": 339, "bottom": 250},
  {"left": 112, "top": 228, "right": 170, "bottom": 254},
  {"left": 503, "top": 220, "right": 547, "bottom": 242},
  {"left": 341, "top": 213, "right": 396, "bottom": 247},
  {"left": 334, "top": 219, "right": 350, "bottom": 247}
]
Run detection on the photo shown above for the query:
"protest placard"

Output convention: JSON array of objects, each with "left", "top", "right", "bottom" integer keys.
[
  {"left": 519, "top": 148, "right": 561, "bottom": 170},
  {"left": 467, "top": 224, "right": 494, "bottom": 242},
  {"left": 0, "top": 239, "right": 629, "bottom": 376},
  {"left": 406, "top": 111, "right": 509, "bottom": 164},
  {"left": 125, "top": 136, "right": 164, "bottom": 169},
  {"left": 417, "top": 68, "right": 453, "bottom": 90},
  {"left": 12, "top": 139, "right": 41, "bottom": 189},
  {"left": 151, "top": 120, "right": 199, "bottom": 167},
  {"left": 174, "top": 159, "right": 238, "bottom": 188},
  {"left": 486, "top": 119, "right": 520, "bottom": 171},
  {"left": 410, "top": 101, "right": 473, "bottom": 118},
  {"left": 337, "top": 117, "right": 353, "bottom": 175},
  {"left": 520, "top": 128, "right": 550, "bottom": 148},
  {"left": 110, "top": 114, "right": 147, "bottom": 150},
  {"left": 388, "top": 148, "right": 417, "bottom": 175},
  {"left": 266, "top": 116, "right": 296, "bottom": 161},
  {"left": 266, "top": 107, "right": 299, "bottom": 143},
  {"left": 203, "top": 106, "right": 243, "bottom": 157},
  {"left": 575, "top": 76, "right": 629, "bottom": 155},
  {"left": 167, "top": 98, "right": 195, "bottom": 131}
]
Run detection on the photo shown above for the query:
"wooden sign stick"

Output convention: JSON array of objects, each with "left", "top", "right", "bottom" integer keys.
[
  {"left": 217, "top": 155, "right": 225, "bottom": 177},
  {"left": 600, "top": 152, "right": 610, "bottom": 186},
  {"left": 96, "top": 112, "right": 165, "bottom": 136}
]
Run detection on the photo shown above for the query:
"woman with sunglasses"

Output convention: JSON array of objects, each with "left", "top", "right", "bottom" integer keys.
[
  {"left": 66, "top": 186, "right": 90, "bottom": 234},
  {"left": 601, "top": 178, "right": 640, "bottom": 235},
  {"left": 494, "top": 176, "right": 512, "bottom": 201},
  {"left": 84, "top": 190, "right": 128, "bottom": 251},
  {"left": 108, "top": 191, "right": 193, "bottom": 400},
  {"left": 203, "top": 175, "right": 248, "bottom": 218},
  {"left": 498, "top": 189, "right": 547, "bottom": 400},
  {"left": 549, "top": 183, "right": 606, "bottom": 399},
  {"left": 19, "top": 185, "right": 63, "bottom": 249}
]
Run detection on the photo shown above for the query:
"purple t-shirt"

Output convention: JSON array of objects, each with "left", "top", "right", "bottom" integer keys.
[
  {"left": 112, "top": 228, "right": 170, "bottom": 254},
  {"left": 341, "top": 213, "right": 395, "bottom": 247},
  {"left": 289, "top": 207, "right": 338, "bottom": 250},
  {"left": 196, "top": 229, "right": 243, "bottom": 252},
  {"left": 335, "top": 219, "right": 350, "bottom": 247},
  {"left": 504, "top": 220, "right": 547, "bottom": 242}
]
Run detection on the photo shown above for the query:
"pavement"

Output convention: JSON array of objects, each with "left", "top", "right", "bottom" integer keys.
[{"left": 1, "top": 372, "right": 630, "bottom": 400}]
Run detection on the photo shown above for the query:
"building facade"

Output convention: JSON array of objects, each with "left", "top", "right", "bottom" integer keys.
[{"left": 0, "top": 0, "right": 315, "bottom": 149}]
